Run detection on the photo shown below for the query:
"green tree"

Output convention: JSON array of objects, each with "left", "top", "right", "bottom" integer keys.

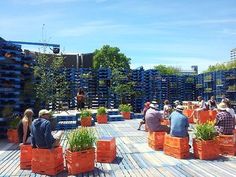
[
  {"left": 154, "top": 64, "right": 181, "bottom": 75},
  {"left": 34, "top": 53, "right": 69, "bottom": 109},
  {"left": 93, "top": 45, "right": 131, "bottom": 70},
  {"left": 204, "top": 60, "right": 236, "bottom": 73}
]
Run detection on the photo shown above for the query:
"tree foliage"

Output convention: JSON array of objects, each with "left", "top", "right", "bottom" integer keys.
[
  {"left": 93, "top": 45, "right": 131, "bottom": 70},
  {"left": 204, "top": 60, "right": 236, "bottom": 73},
  {"left": 34, "top": 54, "right": 69, "bottom": 109},
  {"left": 154, "top": 64, "right": 181, "bottom": 75}
]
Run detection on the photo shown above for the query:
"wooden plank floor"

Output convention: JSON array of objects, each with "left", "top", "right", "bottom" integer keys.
[{"left": 1, "top": 119, "right": 236, "bottom": 177}]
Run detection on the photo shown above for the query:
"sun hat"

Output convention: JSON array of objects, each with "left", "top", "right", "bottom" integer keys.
[
  {"left": 150, "top": 101, "right": 159, "bottom": 109},
  {"left": 175, "top": 105, "right": 184, "bottom": 112},
  {"left": 174, "top": 100, "right": 180, "bottom": 105},
  {"left": 39, "top": 109, "right": 51, "bottom": 117},
  {"left": 217, "top": 102, "right": 227, "bottom": 111}
]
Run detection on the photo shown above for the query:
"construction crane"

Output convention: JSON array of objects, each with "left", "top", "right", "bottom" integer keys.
[
  {"left": 8, "top": 40, "right": 60, "bottom": 54},
  {"left": 0, "top": 37, "right": 60, "bottom": 54}
]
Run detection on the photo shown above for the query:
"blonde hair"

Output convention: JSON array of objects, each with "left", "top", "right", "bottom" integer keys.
[{"left": 23, "top": 108, "right": 34, "bottom": 125}]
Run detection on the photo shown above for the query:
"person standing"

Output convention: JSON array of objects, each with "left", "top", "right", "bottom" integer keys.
[
  {"left": 169, "top": 105, "right": 189, "bottom": 137},
  {"left": 17, "top": 108, "right": 34, "bottom": 144},
  {"left": 207, "top": 96, "right": 217, "bottom": 110},
  {"left": 77, "top": 88, "right": 86, "bottom": 111},
  {"left": 31, "top": 109, "right": 63, "bottom": 149}
]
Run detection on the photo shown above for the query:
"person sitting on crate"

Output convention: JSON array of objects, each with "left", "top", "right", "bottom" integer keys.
[
  {"left": 145, "top": 101, "right": 170, "bottom": 133},
  {"left": 215, "top": 102, "right": 235, "bottom": 135},
  {"left": 207, "top": 96, "right": 217, "bottom": 110},
  {"left": 31, "top": 109, "right": 63, "bottom": 149},
  {"left": 137, "top": 102, "right": 150, "bottom": 130},
  {"left": 17, "top": 108, "right": 34, "bottom": 145},
  {"left": 190, "top": 96, "right": 208, "bottom": 122},
  {"left": 169, "top": 105, "right": 189, "bottom": 137}
]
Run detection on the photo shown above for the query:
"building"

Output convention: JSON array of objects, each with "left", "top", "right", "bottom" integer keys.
[{"left": 230, "top": 48, "right": 236, "bottom": 60}]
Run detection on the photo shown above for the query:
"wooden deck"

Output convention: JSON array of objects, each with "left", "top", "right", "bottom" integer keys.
[{"left": 1, "top": 119, "right": 236, "bottom": 177}]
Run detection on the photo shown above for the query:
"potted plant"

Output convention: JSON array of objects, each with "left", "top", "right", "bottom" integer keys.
[
  {"left": 66, "top": 127, "right": 97, "bottom": 175},
  {"left": 80, "top": 109, "right": 92, "bottom": 127},
  {"left": 193, "top": 121, "right": 219, "bottom": 160},
  {"left": 119, "top": 104, "right": 132, "bottom": 119},
  {"left": 96, "top": 107, "right": 107, "bottom": 124},
  {"left": 7, "top": 114, "right": 21, "bottom": 143}
]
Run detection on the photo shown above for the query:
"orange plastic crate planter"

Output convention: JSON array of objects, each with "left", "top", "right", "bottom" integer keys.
[
  {"left": 121, "top": 112, "right": 131, "bottom": 119},
  {"left": 20, "top": 144, "right": 32, "bottom": 170},
  {"left": 208, "top": 110, "right": 217, "bottom": 122},
  {"left": 7, "top": 129, "right": 18, "bottom": 143},
  {"left": 97, "top": 137, "right": 116, "bottom": 151},
  {"left": 31, "top": 161, "right": 64, "bottom": 176},
  {"left": 197, "top": 111, "right": 210, "bottom": 124},
  {"left": 81, "top": 117, "right": 92, "bottom": 127},
  {"left": 96, "top": 147, "right": 116, "bottom": 163},
  {"left": 65, "top": 148, "right": 95, "bottom": 175},
  {"left": 193, "top": 139, "right": 220, "bottom": 160},
  {"left": 148, "top": 139, "right": 163, "bottom": 150},
  {"left": 148, "top": 132, "right": 166, "bottom": 150},
  {"left": 97, "top": 115, "right": 108, "bottom": 124},
  {"left": 183, "top": 109, "right": 194, "bottom": 123},
  {"left": 164, "top": 134, "right": 189, "bottom": 151},
  {"left": 32, "top": 146, "right": 63, "bottom": 165},
  {"left": 217, "top": 134, "right": 236, "bottom": 156},
  {"left": 164, "top": 145, "right": 190, "bottom": 159}
]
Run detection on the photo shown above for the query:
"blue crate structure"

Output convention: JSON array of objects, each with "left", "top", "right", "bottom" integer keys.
[
  {"left": 55, "top": 115, "right": 78, "bottom": 130},
  {"left": 225, "top": 69, "right": 236, "bottom": 107}
]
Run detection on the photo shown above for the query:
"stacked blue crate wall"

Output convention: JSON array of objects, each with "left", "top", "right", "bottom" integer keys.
[
  {"left": 97, "top": 68, "right": 111, "bottom": 108},
  {"left": 167, "top": 75, "right": 179, "bottom": 104},
  {"left": 195, "top": 74, "right": 204, "bottom": 99},
  {"left": 131, "top": 68, "right": 145, "bottom": 112},
  {"left": 215, "top": 70, "right": 226, "bottom": 103},
  {"left": 203, "top": 72, "right": 216, "bottom": 101},
  {"left": 225, "top": 69, "right": 236, "bottom": 107},
  {"left": 181, "top": 75, "right": 196, "bottom": 101}
]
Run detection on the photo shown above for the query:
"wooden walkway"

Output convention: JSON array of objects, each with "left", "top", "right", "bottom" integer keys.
[{"left": 1, "top": 119, "right": 236, "bottom": 177}]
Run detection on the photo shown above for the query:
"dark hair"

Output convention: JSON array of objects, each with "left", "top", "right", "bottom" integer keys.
[{"left": 164, "top": 100, "right": 169, "bottom": 105}]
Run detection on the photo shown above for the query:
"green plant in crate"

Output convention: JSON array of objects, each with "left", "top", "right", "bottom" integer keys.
[
  {"left": 80, "top": 109, "right": 92, "bottom": 119},
  {"left": 67, "top": 127, "right": 97, "bottom": 152},
  {"left": 97, "top": 107, "right": 106, "bottom": 116},
  {"left": 194, "top": 121, "right": 217, "bottom": 141},
  {"left": 118, "top": 104, "right": 132, "bottom": 112}
]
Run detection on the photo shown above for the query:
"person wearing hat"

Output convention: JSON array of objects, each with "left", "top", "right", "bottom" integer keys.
[
  {"left": 174, "top": 100, "right": 181, "bottom": 107},
  {"left": 137, "top": 102, "right": 150, "bottom": 130},
  {"left": 31, "top": 109, "right": 63, "bottom": 149},
  {"left": 215, "top": 102, "right": 235, "bottom": 135},
  {"left": 145, "top": 101, "right": 170, "bottom": 133},
  {"left": 169, "top": 105, "right": 189, "bottom": 137}
]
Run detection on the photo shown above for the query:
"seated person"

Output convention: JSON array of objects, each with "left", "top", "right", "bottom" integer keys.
[
  {"left": 207, "top": 96, "right": 217, "bottom": 110},
  {"left": 174, "top": 100, "right": 181, "bottom": 108},
  {"left": 145, "top": 101, "right": 170, "bottom": 133},
  {"left": 215, "top": 102, "right": 235, "bottom": 135},
  {"left": 163, "top": 100, "right": 172, "bottom": 119},
  {"left": 31, "top": 109, "right": 63, "bottom": 149},
  {"left": 137, "top": 102, "right": 150, "bottom": 130},
  {"left": 169, "top": 105, "right": 189, "bottom": 137},
  {"left": 190, "top": 96, "right": 207, "bottom": 120}
]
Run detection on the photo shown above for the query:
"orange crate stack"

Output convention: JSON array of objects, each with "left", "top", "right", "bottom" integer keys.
[
  {"left": 20, "top": 144, "right": 32, "bottom": 169},
  {"left": 148, "top": 132, "right": 166, "bottom": 150},
  {"left": 217, "top": 133, "right": 236, "bottom": 156},
  {"left": 7, "top": 129, "right": 18, "bottom": 143},
  {"left": 66, "top": 148, "right": 95, "bottom": 175},
  {"left": 163, "top": 134, "right": 190, "bottom": 159},
  {"left": 193, "top": 139, "right": 220, "bottom": 160},
  {"left": 31, "top": 146, "right": 64, "bottom": 176},
  {"left": 96, "top": 137, "right": 116, "bottom": 163}
]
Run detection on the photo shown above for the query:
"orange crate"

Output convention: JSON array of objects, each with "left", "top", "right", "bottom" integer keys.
[
  {"left": 217, "top": 134, "right": 236, "bottom": 155},
  {"left": 148, "top": 132, "right": 166, "bottom": 141},
  {"left": 164, "top": 134, "right": 189, "bottom": 151},
  {"left": 96, "top": 147, "right": 116, "bottom": 163},
  {"left": 20, "top": 145, "right": 32, "bottom": 169},
  {"left": 208, "top": 110, "right": 217, "bottom": 122},
  {"left": 219, "top": 146, "right": 236, "bottom": 156},
  {"left": 97, "top": 115, "right": 108, "bottom": 124},
  {"left": 148, "top": 139, "right": 163, "bottom": 150},
  {"left": 32, "top": 161, "right": 64, "bottom": 176},
  {"left": 193, "top": 139, "right": 220, "bottom": 160},
  {"left": 97, "top": 137, "right": 116, "bottom": 151},
  {"left": 66, "top": 148, "right": 95, "bottom": 175},
  {"left": 81, "top": 117, "right": 92, "bottom": 126},
  {"left": 121, "top": 112, "right": 131, "bottom": 119},
  {"left": 32, "top": 146, "right": 63, "bottom": 166},
  {"left": 164, "top": 145, "right": 190, "bottom": 159},
  {"left": 183, "top": 109, "right": 194, "bottom": 123},
  {"left": 197, "top": 111, "right": 210, "bottom": 124},
  {"left": 7, "top": 129, "right": 18, "bottom": 143}
]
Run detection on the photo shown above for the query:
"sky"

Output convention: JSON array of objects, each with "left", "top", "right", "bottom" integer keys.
[{"left": 1, "top": 0, "right": 236, "bottom": 73}]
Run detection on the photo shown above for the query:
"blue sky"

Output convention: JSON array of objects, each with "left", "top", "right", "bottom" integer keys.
[{"left": 1, "top": 0, "right": 236, "bottom": 73}]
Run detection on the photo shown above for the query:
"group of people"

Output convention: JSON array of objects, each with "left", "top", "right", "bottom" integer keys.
[
  {"left": 17, "top": 109, "right": 63, "bottom": 149},
  {"left": 138, "top": 95, "right": 236, "bottom": 137}
]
